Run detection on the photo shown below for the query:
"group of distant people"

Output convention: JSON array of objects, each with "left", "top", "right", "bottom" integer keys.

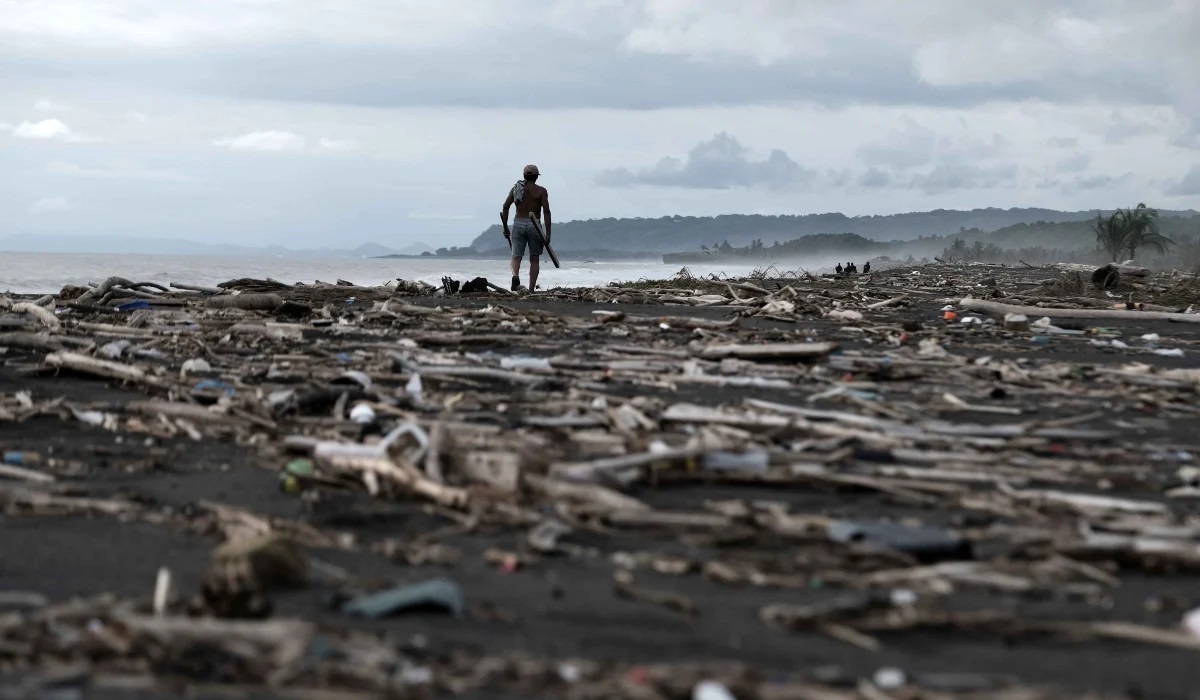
[{"left": 836, "top": 261, "right": 871, "bottom": 276}]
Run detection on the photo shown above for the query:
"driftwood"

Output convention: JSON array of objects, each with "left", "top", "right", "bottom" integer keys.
[
  {"left": 0, "top": 332, "right": 67, "bottom": 351},
  {"left": 696, "top": 342, "right": 836, "bottom": 361},
  {"left": 205, "top": 293, "right": 285, "bottom": 311},
  {"left": 959, "top": 297, "right": 1200, "bottom": 324},
  {"left": 77, "top": 276, "right": 170, "bottom": 305},
  {"left": 170, "top": 282, "right": 224, "bottom": 294},
  {"left": 43, "top": 351, "right": 169, "bottom": 389},
  {"left": 4, "top": 262, "right": 1200, "bottom": 697},
  {"left": 10, "top": 302, "right": 60, "bottom": 331}
]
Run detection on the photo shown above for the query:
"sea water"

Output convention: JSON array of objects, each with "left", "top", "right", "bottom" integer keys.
[{"left": 0, "top": 252, "right": 782, "bottom": 295}]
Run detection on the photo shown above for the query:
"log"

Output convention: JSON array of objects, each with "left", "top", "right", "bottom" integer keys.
[
  {"left": 0, "top": 332, "right": 66, "bottom": 351},
  {"left": 44, "top": 351, "right": 169, "bottom": 389},
  {"left": 170, "top": 282, "right": 224, "bottom": 295},
  {"left": 696, "top": 342, "right": 836, "bottom": 361},
  {"left": 866, "top": 295, "right": 908, "bottom": 310},
  {"left": 205, "top": 293, "right": 284, "bottom": 311},
  {"left": 10, "top": 302, "right": 60, "bottom": 331},
  {"left": 959, "top": 297, "right": 1200, "bottom": 324}
]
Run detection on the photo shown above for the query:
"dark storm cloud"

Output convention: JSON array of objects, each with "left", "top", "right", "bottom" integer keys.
[
  {"left": 595, "top": 132, "right": 815, "bottom": 190},
  {"left": 0, "top": 32, "right": 1175, "bottom": 113}
]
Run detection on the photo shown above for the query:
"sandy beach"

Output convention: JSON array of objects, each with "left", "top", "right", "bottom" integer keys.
[{"left": 3, "top": 264, "right": 1200, "bottom": 699}]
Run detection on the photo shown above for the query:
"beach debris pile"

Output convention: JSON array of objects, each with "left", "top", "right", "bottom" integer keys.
[{"left": 1, "top": 261, "right": 1200, "bottom": 697}]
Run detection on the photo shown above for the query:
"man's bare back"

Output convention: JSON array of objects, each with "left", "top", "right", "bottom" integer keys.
[{"left": 511, "top": 183, "right": 548, "bottom": 221}]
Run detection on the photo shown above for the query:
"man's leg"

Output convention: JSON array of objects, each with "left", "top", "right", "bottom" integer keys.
[
  {"left": 529, "top": 255, "right": 540, "bottom": 291},
  {"left": 509, "top": 231, "right": 525, "bottom": 291}
]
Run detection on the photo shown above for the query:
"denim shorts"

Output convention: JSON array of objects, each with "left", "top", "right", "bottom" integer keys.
[{"left": 510, "top": 219, "right": 544, "bottom": 258}]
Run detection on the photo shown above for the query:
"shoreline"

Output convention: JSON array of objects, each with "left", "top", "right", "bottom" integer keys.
[{"left": 2, "top": 264, "right": 1200, "bottom": 698}]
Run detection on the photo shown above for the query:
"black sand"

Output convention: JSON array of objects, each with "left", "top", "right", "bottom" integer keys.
[{"left": 4, "top": 285, "right": 1200, "bottom": 698}]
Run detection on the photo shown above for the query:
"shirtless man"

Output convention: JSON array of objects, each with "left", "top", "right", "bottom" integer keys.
[{"left": 501, "top": 164, "right": 552, "bottom": 292}]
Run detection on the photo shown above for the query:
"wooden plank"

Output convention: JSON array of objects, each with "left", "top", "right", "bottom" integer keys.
[{"left": 529, "top": 214, "right": 560, "bottom": 269}]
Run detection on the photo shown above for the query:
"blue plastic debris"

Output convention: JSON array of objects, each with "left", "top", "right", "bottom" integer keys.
[
  {"left": 341, "top": 578, "right": 464, "bottom": 619},
  {"left": 194, "top": 379, "right": 236, "bottom": 396}
]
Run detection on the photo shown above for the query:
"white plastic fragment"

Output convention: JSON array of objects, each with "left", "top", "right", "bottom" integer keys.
[
  {"left": 152, "top": 567, "right": 172, "bottom": 617},
  {"left": 180, "top": 358, "right": 212, "bottom": 377},
  {"left": 827, "top": 309, "right": 863, "bottom": 321},
  {"left": 405, "top": 373, "right": 424, "bottom": 400},
  {"left": 1184, "top": 607, "right": 1200, "bottom": 639},
  {"left": 693, "top": 680, "right": 736, "bottom": 700},
  {"left": 873, "top": 667, "right": 907, "bottom": 690},
  {"left": 349, "top": 403, "right": 376, "bottom": 424}
]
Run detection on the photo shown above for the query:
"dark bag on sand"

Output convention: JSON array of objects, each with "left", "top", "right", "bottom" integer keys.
[{"left": 460, "top": 277, "right": 489, "bottom": 294}]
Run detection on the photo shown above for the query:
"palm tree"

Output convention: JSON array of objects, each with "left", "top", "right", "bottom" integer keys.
[
  {"left": 949, "top": 238, "right": 969, "bottom": 261},
  {"left": 1092, "top": 212, "right": 1128, "bottom": 262},
  {"left": 1120, "top": 203, "right": 1173, "bottom": 259}
]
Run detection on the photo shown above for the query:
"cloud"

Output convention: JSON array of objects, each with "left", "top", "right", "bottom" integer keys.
[
  {"left": 13, "top": 118, "right": 70, "bottom": 139},
  {"left": 30, "top": 196, "right": 76, "bottom": 214},
  {"left": 45, "top": 159, "right": 190, "bottom": 182},
  {"left": 318, "top": 137, "right": 356, "bottom": 151},
  {"left": 939, "top": 132, "right": 1009, "bottom": 161},
  {"left": 0, "top": 122, "right": 12, "bottom": 133},
  {"left": 855, "top": 116, "right": 938, "bottom": 169},
  {"left": 407, "top": 213, "right": 474, "bottom": 220},
  {"left": 857, "top": 168, "right": 892, "bottom": 188},
  {"left": 11, "top": 118, "right": 98, "bottom": 142},
  {"left": 34, "top": 99, "right": 68, "bottom": 111},
  {"left": 1055, "top": 153, "right": 1091, "bottom": 174},
  {"left": 596, "top": 132, "right": 815, "bottom": 190},
  {"left": 1167, "top": 165, "right": 1200, "bottom": 197},
  {"left": 1046, "top": 137, "right": 1079, "bottom": 148},
  {"left": 126, "top": 111, "right": 150, "bottom": 124},
  {"left": 215, "top": 130, "right": 306, "bottom": 152},
  {"left": 1038, "top": 173, "right": 1136, "bottom": 193},
  {"left": 907, "top": 164, "right": 1018, "bottom": 195},
  {"left": 1071, "top": 173, "right": 1133, "bottom": 191},
  {"left": 1, "top": 1, "right": 1197, "bottom": 116},
  {"left": 1105, "top": 121, "right": 1159, "bottom": 145}
]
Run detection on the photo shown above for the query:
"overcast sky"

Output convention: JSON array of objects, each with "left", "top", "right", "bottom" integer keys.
[{"left": 1, "top": 0, "right": 1198, "bottom": 249}]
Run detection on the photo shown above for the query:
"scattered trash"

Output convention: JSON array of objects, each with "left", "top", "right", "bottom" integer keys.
[
  {"left": 341, "top": 578, "right": 464, "bottom": 619},
  {"left": 0, "top": 263, "right": 1198, "bottom": 698},
  {"left": 1002, "top": 313, "right": 1029, "bottom": 331},
  {"left": 349, "top": 402, "right": 376, "bottom": 424}
]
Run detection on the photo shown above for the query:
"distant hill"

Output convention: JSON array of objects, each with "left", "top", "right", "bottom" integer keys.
[
  {"left": 394, "top": 241, "right": 434, "bottom": 255},
  {"left": 467, "top": 207, "right": 1200, "bottom": 255},
  {"left": 657, "top": 214, "right": 1200, "bottom": 265},
  {"left": 0, "top": 234, "right": 403, "bottom": 259}
]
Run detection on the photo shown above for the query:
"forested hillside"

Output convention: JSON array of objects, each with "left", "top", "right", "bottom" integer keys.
[{"left": 464, "top": 207, "right": 1199, "bottom": 255}]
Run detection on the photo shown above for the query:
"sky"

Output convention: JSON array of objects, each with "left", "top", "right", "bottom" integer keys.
[{"left": 1, "top": 0, "right": 1198, "bottom": 250}]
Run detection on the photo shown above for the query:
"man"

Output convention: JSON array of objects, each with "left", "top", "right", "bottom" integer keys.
[
  {"left": 501, "top": 164, "right": 552, "bottom": 292},
  {"left": 862, "top": 261, "right": 871, "bottom": 274}
]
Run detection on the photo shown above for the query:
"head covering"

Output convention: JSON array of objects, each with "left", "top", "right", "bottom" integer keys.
[{"left": 523, "top": 164, "right": 540, "bottom": 177}]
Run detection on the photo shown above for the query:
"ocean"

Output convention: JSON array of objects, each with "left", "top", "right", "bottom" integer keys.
[{"left": 0, "top": 252, "right": 790, "bottom": 295}]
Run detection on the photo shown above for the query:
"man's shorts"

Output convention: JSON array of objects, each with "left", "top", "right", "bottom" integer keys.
[{"left": 510, "top": 219, "right": 544, "bottom": 259}]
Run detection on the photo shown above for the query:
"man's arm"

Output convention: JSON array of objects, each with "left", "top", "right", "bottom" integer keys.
[
  {"left": 542, "top": 189, "right": 551, "bottom": 241},
  {"left": 501, "top": 192, "right": 514, "bottom": 237}
]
